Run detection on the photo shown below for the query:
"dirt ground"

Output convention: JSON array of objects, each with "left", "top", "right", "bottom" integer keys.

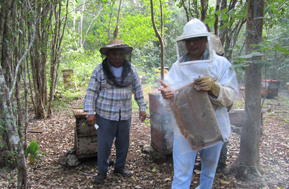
[{"left": 1, "top": 88, "right": 288, "bottom": 189}]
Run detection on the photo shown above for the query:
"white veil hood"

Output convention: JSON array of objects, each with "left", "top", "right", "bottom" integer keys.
[{"left": 175, "top": 18, "right": 214, "bottom": 65}]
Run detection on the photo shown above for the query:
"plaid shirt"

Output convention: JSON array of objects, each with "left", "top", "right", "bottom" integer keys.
[{"left": 83, "top": 63, "right": 147, "bottom": 121}]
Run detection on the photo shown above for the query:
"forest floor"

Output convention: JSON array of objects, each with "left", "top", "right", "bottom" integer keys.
[{"left": 1, "top": 87, "right": 289, "bottom": 189}]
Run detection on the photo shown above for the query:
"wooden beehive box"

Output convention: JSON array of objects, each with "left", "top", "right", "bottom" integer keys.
[
  {"left": 149, "top": 93, "right": 174, "bottom": 155},
  {"left": 229, "top": 109, "right": 265, "bottom": 127},
  {"left": 261, "top": 79, "right": 280, "bottom": 98},
  {"left": 171, "top": 82, "right": 223, "bottom": 151},
  {"left": 229, "top": 109, "right": 245, "bottom": 127},
  {"left": 72, "top": 108, "right": 98, "bottom": 158}
]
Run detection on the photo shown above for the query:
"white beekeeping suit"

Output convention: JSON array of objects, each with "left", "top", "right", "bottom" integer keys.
[
  {"left": 161, "top": 18, "right": 238, "bottom": 140},
  {"left": 159, "top": 18, "right": 239, "bottom": 189}
]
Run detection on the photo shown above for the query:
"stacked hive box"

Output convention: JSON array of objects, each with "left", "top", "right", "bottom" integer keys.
[
  {"left": 229, "top": 108, "right": 265, "bottom": 127},
  {"left": 149, "top": 93, "right": 174, "bottom": 155},
  {"left": 72, "top": 108, "right": 98, "bottom": 158},
  {"left": 261, "top": 79, "right": 280, "bottom": 98}
]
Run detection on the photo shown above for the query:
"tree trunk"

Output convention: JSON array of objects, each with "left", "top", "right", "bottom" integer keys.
[
  {"left": 15, "top": 1, "right": 23, "bottom": 134},
  {"left": 28, "top": 1, "right": 52, "bottom": 119},
  {"left": 47, "top": 0, "right": 69, "bottom": 117},
  {"left": 73, "top": 0, "right": 76, "bottom": 30},
  {"left": 200, "top": 0, "right": 208, "bottom": 22},
  {"left": 30, "top": 27, "right": 46, "bottom": 118},
  {"left": 214, "top": 0, "right": 221, "bottom": 35},
  {"left": 0, "top": 0, "right": 15, "bottom": 165},
  {"left": 1, "top": 0, "right": 13, "bottom": 89},
  {"left": 79, "top": 0, "right": 86, "bottom": 48},
  {"left": 107, "top": 1, "right": 116, "bottom": 40},
  {"left": 0, "top": 0, "right": 64, "bottom": 187},
  {"left": 1, "top": 67, "right": 27, "bottom": 189},
  {"left": 113, "top": 0, "right": 123, "bottom": 40},
  {"left": 150, "top": 0, "right": 165, "bottom": 81},
  {"left": 40, "top": 3, "right": 51, "bottom": 107},
  {"left": 235, "top": 0, "right": 264, "bottom": 178}
]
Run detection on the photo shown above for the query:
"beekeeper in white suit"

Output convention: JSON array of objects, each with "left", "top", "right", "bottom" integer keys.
[{"left": 159, "top": 18, "right": 239, "bottom": 189}]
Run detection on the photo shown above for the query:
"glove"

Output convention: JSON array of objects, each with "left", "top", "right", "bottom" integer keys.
[{"left": 194, "top": 76, "right": 220, "bottom": 98}]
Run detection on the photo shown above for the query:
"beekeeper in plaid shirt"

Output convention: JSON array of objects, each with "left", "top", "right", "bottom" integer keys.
[{"left": 83, "top": 40, "right": 147, "bottom": 185}]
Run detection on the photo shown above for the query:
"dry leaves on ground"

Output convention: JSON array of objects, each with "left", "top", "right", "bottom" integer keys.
[{"left": 0, "top": 90, "right": 288, "bottom": 189}]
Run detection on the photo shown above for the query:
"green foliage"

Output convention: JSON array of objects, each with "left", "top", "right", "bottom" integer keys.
[
  {"left": 25, "top": 140, "right": 40, "bottom": 163},
  {"left": 265, "top": 100, "right": 274, "bottom": 105},
  {"left": 60, "top": 0, "right": 289, "bottom": 93},
  {"left": 53, "top": 98, "right": 69, "bottom": 112},
  {"left": 227, "top": 0, "right": 289, "bottom": 88},
  {"left": 0, "top": 123, "right": 5, "bottom": 134},
  {"left": 62, "top": 88, "right": 83, "bottom": 101},
  {"left": 120, "top": 13, "right": 157, "bottom": 48},
  {"left": 60, "top": 49, "right": 102, "bottom": 87},
  {"left": 53, "top": 88, "right": 84, "bottom": 111},
  {"left": 233, "top": 100, "right": 245, "bottom": 109},
  {"left": 203, "top": 0, "right": 247, "bottom": 31},
  {"left": 144, "top": 119, "right": 150, "bottom": 127},
  {"left": 268, "top": 112, "right": 275, "bottom": 116},
  {"left": 231, "top": 7, "right": 289, "bottom": 85},
  {"left": 263, "top": 0, "right": 289, "bottom": 28}
]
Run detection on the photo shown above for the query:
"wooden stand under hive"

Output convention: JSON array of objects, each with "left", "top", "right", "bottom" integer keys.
[
  {"left": 72, "top": 108, "right": 98, "bottom": 158},
  {"left": 149, "top": 93, "right": 174, "bottom": 155}
]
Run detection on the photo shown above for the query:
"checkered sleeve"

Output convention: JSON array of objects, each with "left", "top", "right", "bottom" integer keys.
[
  {"left": 131, "top": 65, "right": 147, "bottom": 112},
  {"left": 83, "top": 66, "right": 101, "bottom": 115}
]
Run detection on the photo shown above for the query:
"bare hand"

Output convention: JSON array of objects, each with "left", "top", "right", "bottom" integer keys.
[
  {"left": 139, "top": 111, "right": 146, "bottom": 122},
  {"left": 158, "top": 80, "right": 174, "bottom": 99},
  {"left": 86, "top": 114, "right": 96, "bottom": 126}
]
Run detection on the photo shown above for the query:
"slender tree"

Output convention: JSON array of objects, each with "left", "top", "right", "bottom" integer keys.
[
  {"left": 113, "top": 0, "right": 123, "bottom": 39},
  {"left": 48, "top": 0, "right": 69, "bottom": 117},
  {"left": 79, "top": 0, "right": 86, "bottom": 48},
  {"left": 230, "top": 0, "right": 264, "bottom": 178},
  {"left": 0, "top": 69, "right": 27, "bottom": 188},
  {"left": 29, "top": 0, "right": 51, "bottom": 119},
  {"left": 150, "top": 0, "right": 165, "bottom": 80},
  {"left": 0, "top": 0, "right": 69, "bottom": 187}
]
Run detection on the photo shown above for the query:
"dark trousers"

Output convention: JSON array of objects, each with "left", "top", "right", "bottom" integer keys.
[
  {"left": 96, "top": 114, "right": 131, "bottom": 173},
  {"left": 218, "top": 141, "right": 228, "bottom": 166}
]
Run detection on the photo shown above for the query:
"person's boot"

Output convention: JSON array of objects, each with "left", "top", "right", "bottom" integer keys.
[
  {"left": 94, "top": 172, "right": 107, "bottom": 184},
  {"left": 113, "top": 167, "right": 132, "bottom": 177}
]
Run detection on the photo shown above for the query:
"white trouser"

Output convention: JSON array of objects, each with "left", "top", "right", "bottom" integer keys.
[{"left": 172, "top": 134, "right": 224, "bottom": 189}]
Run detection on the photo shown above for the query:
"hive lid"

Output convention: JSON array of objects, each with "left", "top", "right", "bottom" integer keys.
[
  {"left": 170, "top": 82, "right": 223, "bottom": 150},
  {"left": 262, "top": 79, "right": 280, "bottom": 83},
  {"left": 72, "top": 108, "right": 87, "bottom": 118}
]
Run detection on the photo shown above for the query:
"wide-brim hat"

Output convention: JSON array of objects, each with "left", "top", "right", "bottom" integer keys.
[{"left": 99, "top": 40, "right": 133, "bottom": 56}]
